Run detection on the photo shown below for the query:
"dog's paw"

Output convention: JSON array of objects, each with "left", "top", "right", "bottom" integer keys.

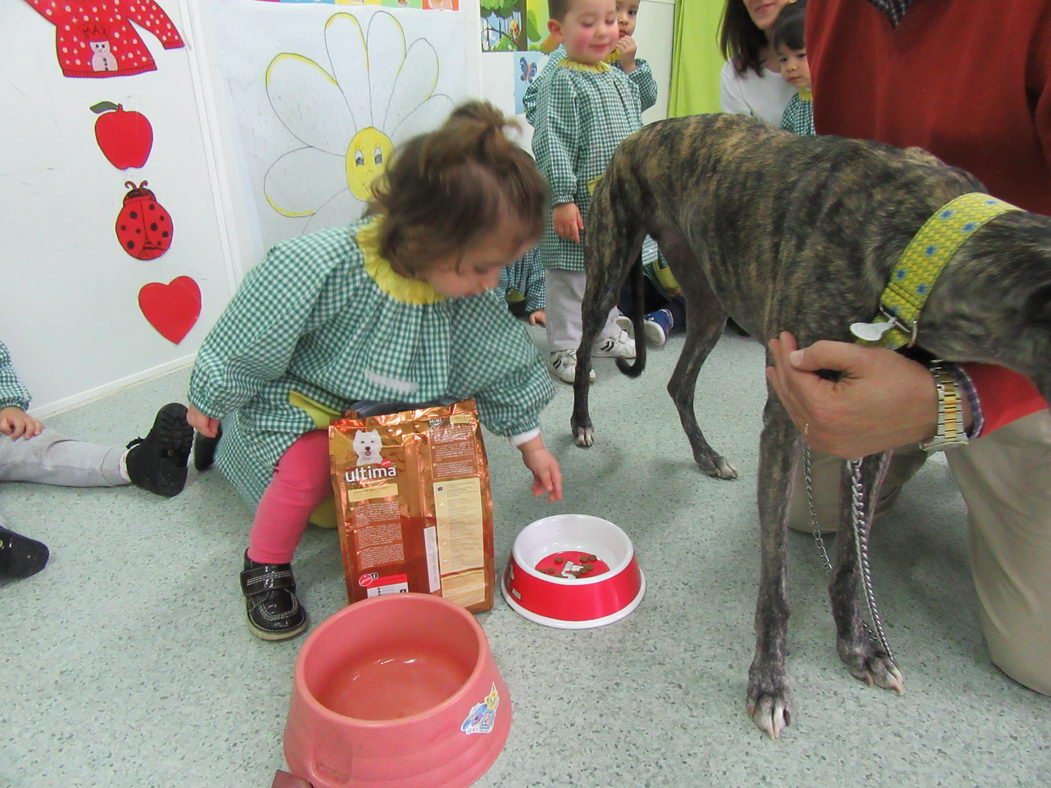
[
  {"left": 746, "top": 668, "right": 792, "bottom": 738},
  {"left": 573, "top": 425, "right": 594, "bottom": 448},
  {"left": 839, "top": 637, "right": 905, "bottom": 694},
  {"left": 846, "top": 655, "right": 905, "bottom": 695},
  {"left": 696, "top": 453, "right": 737, "bottom": 479},
  {"left": 746, "top": 690, "right": 791, "bottom": 738}
]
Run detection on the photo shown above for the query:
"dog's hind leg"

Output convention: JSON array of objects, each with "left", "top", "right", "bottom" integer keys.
[
  {"left": 747, "top": 396, "right": 797, "bottom": 737},
  {"left": 828, "top": 454, "right": 905, "bottom": 693},
  {"left": 665, "top": 265, "right": 735, "bottom": 479},
  {"left": 572, "top": 178, "right": 645, "bottom": 448}
]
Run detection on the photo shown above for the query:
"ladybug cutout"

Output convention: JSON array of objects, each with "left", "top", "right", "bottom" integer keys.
[{"left": 115, "top": 180, "right": 173, "bottom": 260}]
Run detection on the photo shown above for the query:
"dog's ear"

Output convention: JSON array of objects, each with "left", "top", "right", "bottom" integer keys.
[{"left": 1023, "top": 283, "right": 1051, "bottom": 328}]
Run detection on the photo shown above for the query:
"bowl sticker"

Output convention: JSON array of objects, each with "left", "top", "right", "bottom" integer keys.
[{"left": 460, "top": 683, "right": 500, "bottom": 735}]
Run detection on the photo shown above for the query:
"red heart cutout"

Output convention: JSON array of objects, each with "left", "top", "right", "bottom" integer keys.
[{"left": 138, "top": 276, "right": 201, "bottom": 344}]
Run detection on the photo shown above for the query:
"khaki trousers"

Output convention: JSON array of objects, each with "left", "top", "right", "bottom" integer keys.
[{"left": 788, "top": 409, "right": 1051, "bottom": 696}]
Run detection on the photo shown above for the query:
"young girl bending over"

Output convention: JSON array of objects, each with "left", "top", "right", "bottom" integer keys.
[{"left": 186, "top": 102, "right": 563, "bottom": 641}]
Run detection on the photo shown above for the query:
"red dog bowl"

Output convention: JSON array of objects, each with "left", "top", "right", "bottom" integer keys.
[
  {"left": 283, "top": 594, "right": 510, "bottom": 787},
  {"left": 501, "top": 514, "right": 645, "bottom": 629}
]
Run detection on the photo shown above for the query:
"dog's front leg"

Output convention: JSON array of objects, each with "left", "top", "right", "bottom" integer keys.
[
  {"left": 829, "top": 454, "right": 905, "bottom": 694},
  {"left": 746, "top": 396, "right": 797, "bottom": 737}
]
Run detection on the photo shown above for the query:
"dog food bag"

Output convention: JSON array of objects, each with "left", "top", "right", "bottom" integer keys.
[{"left": 330, "top": 399, "right": 495, "bottom": 613}]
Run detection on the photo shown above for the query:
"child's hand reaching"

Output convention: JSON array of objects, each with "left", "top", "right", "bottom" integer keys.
[
  {"left": 186, "top": 404, "right": 221, "bottom": 438},
  {"left": 528, "top": 309, "right": 546, "bottom": 326},
  {"left": 613, "top": 36, "right": 638, "bottom": 72},
  {"left": 518, "top": 436, "right": 563, "bottom": 502},
  {"left": 553, "top": 203, "right": 584, "bottom": 244},
  {"left": 0, "top": 406, "right": 43, "bottom": 439}
]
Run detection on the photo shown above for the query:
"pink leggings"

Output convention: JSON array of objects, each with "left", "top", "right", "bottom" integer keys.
[{"left": 247, "top": 430, "right": 332, "bottom": 565}]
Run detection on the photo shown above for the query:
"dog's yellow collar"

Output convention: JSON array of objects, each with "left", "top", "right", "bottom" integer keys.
[{"left": 851, "top": 192, "right": 1020, "bottom": 349}]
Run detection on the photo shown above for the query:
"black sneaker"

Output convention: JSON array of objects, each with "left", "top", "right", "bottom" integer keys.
[
  {"left": 0, "top": 525, "right": 50, "bottom": 579},
  {"left": 125, "top": 403, "right": 193, "bottom": 498},
  {"left": 240, "top": 552, "right": 309, "bottom": 641}
]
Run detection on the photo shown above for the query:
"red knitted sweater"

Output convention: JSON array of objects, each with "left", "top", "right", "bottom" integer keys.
[{"left": 808, "top": 0, "right": 1051, "bottom": 432}]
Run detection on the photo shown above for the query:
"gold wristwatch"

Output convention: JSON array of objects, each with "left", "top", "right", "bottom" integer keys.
[{"left": 919, "top": 362, "right": 969, "bottom": 453}]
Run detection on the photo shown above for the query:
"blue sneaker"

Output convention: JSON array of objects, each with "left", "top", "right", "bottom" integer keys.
[{"left": 643, "top": 308, "right": 673, "bottom": 347}]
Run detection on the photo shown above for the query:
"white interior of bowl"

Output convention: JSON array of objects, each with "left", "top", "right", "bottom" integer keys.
[{"left": 511, "top": 514, "right": 633, "bottom": 586}]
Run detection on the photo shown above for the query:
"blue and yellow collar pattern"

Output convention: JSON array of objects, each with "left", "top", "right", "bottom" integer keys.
[{"left": 851, "top": 192, "right": 1020, "bottom": 349}]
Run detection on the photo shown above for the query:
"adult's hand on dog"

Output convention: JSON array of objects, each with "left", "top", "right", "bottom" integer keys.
[
  {"left": 766, "top": 332, "right": 941, "bottom": 459},
  {"left": 553, "top": 203, "right": 584, "bottom": 244}
]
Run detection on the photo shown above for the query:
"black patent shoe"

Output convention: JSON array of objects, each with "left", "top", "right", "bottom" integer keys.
[
  {"left": 126, "top": 403, "right": 194, "bottom": 497},
  {"left": 240, "top": 552, "right": 309, "bottom": 641},
  {"left": 0, "top": 525, "right": 50, "bottom": 580}
]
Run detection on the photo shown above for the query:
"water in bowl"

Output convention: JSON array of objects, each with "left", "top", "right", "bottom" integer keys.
[{"left": 316, "top": 645, "right": 472, "bottom": 721}]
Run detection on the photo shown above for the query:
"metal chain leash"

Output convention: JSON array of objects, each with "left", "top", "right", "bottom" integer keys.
[{"left": 804, "top": 447, "right": 897, "bottom": 665}]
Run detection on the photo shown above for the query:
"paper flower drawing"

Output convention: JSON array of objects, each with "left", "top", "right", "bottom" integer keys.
[{"left": 262, "top": 11, "right": 454, "bottom": 233}]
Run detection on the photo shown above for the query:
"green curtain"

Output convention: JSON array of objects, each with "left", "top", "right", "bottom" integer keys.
[{"left": 668, "top": 0, "right": 725, "bottom": 117}]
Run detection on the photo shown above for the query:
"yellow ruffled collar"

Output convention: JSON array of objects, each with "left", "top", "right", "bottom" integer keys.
[
  {"left": 798, "top": 86, "right": 813, "bottom": 102},
  {"left": 557, "top": 58, "right": 612, "bottom": 73},
  {"left": 355, "top": 218, "right": 446, "bottom": 305}
]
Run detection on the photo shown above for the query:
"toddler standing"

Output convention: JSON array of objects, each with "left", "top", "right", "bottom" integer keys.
[
  {"left": 530, "top": 0, "right": 647, "bottom": 384},
  {"left": 186, "top": 102, "right": 563, "bottom": 641},
  {"left": 523, "top": 0, "right": 658, "bottom": 123}
]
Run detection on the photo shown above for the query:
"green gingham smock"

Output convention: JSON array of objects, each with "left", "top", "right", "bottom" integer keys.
[
  {"left": 531, "top": 58, "right": 644, "bottom": 273},
  {"left": 780, "top": 90, "right": 815, "bottom": 136},
  {"left": 498, "top": 246, "right": 545, "bottom": 312},
  {"left": 522, "top": 45, "right": 658, "bottom": 124},
  {"left": 188, "top": 217, "right": 554, "bottom": 509},
  {"left": 0, "top": 341, "right": 31, "bottom": 410}
]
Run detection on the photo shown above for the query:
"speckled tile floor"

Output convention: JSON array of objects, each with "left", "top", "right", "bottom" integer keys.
[{"left": 2, "top": 327, "right": 1048, "bottom": 787}]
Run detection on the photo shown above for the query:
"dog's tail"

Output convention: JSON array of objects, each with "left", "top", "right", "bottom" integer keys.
[{"left": 616, "top": 254, "right": 647, "bottom": 378}]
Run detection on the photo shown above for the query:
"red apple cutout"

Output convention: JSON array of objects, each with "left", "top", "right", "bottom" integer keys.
[{"left": 91, "top": 101, "right": 153, "bottom": 169}]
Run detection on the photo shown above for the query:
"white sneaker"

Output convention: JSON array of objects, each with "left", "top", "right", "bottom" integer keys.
[
  {"left": 550, "top": 350, "right": 596, "bottom": 384},
  {"left": 593, "top": 329, "right": 636, "bottom": 358},
  {"left": 614, "top": 313, "right": 633, "bottom": 334}
]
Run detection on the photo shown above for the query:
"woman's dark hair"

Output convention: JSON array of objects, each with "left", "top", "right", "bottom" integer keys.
[
  {"left": 718, "top": 0, "right": 770, "bottom": 77},
  {"left": 369, "top": 101, "right": 548, "bottom": 279},
  {"left": 771, "top": 0, "right": 807, "bottom": 53}
]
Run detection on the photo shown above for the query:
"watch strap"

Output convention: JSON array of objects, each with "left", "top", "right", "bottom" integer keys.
[{"left": 920, "top": 361, "right": 969, "bottom": 453}]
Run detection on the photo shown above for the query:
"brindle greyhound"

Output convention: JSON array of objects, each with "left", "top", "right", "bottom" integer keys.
[{"left": 570, "top": 114, "right": 1051, "bottom": 737}]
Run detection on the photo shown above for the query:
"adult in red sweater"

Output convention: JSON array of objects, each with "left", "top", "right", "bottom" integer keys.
[{"left": 767, "top": 0, "right": 1051, "bottom": 696}]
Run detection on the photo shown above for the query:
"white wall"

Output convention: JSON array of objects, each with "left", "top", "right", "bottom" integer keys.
[
  {"left": 3, "top": 0, "right": 673, "bottom": 418},
  {"left": 4, "top": 0, "right": 236, "bottom": 417}
]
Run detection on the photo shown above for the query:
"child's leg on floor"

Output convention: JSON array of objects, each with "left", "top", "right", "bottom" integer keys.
[
  {"left": 0, "top": 430, "right": 126, "bottom": 486},
  {"left": 247, "top": 429, "right": 332, "bottom": 565}
]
